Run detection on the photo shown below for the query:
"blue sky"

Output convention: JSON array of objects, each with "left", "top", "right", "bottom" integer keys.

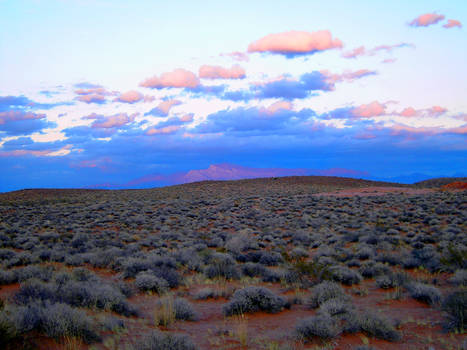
[{"left": 1, "top": 0, "right": 466, "bottom": 191}]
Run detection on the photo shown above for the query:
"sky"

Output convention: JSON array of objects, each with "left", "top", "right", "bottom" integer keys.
[{"left": 0, "top": 0, "right": 466, "bottom": 191}]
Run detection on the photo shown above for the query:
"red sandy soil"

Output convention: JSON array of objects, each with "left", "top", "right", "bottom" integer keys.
[
  {"left": 441, "top": 181, "right": 467, "bottom": 190},
  {"left": 2, "top": 261, "right": 456, "bottom": 350},
  {"left": 84, "top": 277, "right": 466, "bottom": 350},
  {"left": 0, "top": 283, "right": 20, "bottom": 301},
  {"left": 314, "top": 186, "right": 435, "bottom": 197}
]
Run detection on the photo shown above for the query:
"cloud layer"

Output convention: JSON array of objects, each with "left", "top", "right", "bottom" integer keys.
[{"left": 1, "top": 4, "right": 466, "bottom": 191}]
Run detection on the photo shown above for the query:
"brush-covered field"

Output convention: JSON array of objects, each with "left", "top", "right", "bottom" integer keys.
[{"left": 0, "top": 177, "right": 465, "bottom": 350}]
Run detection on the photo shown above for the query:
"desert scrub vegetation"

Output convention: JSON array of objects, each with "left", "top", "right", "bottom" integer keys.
[
  {"left": 308, "top": 281, "right": 350, "bottom": 308},
  {"left": 295, "top": 313, "right": 341, "bottom": 341},
  {"left": 375, "top": 271, "right": 410, "bottom": 289},
  {"left": 153, "top": 296, "right": 197, "bottom": 326},
  {"left": 0, "top": 178, "right": 465, "bottom": 348},
  {"left": 442, "top": 289, "right": 466, "bottom": 332},
  {"left": 327, "top": 265, "right": 363, "bottom": 285},
  {"left": 133, "top": 330, "right": 198, "bottom": 350},
  {"left": 135, "top": 271, "right": 169, "bottom": 294},
  {"left": 13, "top": 270, "right": 137, "bottom": 316},
  {"left": 203, "top": 252, "right": 240, "bottom": 280},
  {"left": 296, "top": 302, "right": 400, "bottom": 342},
  {"left": 405, "top": 282, "right": 442, "bottom": 305},
  {"left": 358, "top": 311, "right": 401, "bottom": 341},
  {"left": 450, "top": 269, "right": 467, "bottom": 286},
  {"left": 222, "top": 286, "right": 288, "bottom": 316},
  {"left": 0, "top": 302, "right": 101, "bottom": 344}
]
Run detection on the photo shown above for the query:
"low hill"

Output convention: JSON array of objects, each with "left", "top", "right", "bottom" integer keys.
[
  {"left": 0, "top": 175, "right": 407, "bottom": 202},
  {"left": 414, "top": 177, "right": 467, "bottom": 188}
]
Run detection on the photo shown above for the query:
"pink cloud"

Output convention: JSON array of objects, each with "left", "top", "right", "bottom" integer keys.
[
  {"left": 321, "top": 69, "right": 376, "bottom": 87},
  {"left": 221, "top": 51, "right": 249, "bottom": 62},
  {"left": 157, "top": 99, "right": 182, "bottom": 115},
  {"left": 371, "top": 43, "right": 415, "bottom": 54},
  {"left": 74, "top": 86, "right": 115, "bottom": 104},
  {"left": 0, "top": 145, "right": 72, "bottom": 158},
  {"left": 140, "top": 69, "right": 200, "bottom": 89},
  {"left": 429, "top": 106, "right": 447, "bottom": 116},
  {"left": 365, "top": 121, "right": 467, "bottom": 138},
  {"left": 70, "top": 157, "right": 112, "bottom": 171},
  {"left": 355, "top": 132, "right": 376, "bottom": 140},
  {"left": 85, "top": 112, "right": 138, "bottom": 129},
  {"left": 342, "top": 69, "right": 376, "bottom": 82},
  {"left": 342, "top": 46, "right": 366, "bottom": 59},
  {"left": 250, "top": 74, "right": 290, "bottom": 87},
  {"left": 75, "top": 87, "right": 111, "bottom": 96},
  {"left": 390, "top": 124, "right": 439, "bottom": 136},
  {"left": 444, "top": 19, "right": 462, "bottom": 28},
  {"left": 260, "top": 101, "right": 293, "bottom": 115},
  {"left": 352, "top": 101, "right": 386, "bottom": 118},
  {"left": 382, "top": 58, "right": 397, "bottom": 64},
  {"left": 454, "top": 114, "right": 467, "bottom": 122},
  {"left": 76, "top": 94, "right": 106, "bottom": 104},
  {"left": 343, "top": 43, "right": 414, "bottom": 59},
  {"left": 0, "top": 111, "right": 45, "bottom": 124},
  {"left": 409, "top": 13, "right": 445, "bottom": 27},
  {"left": 145, "top": 125, "right": 181, "bottom": 135},
  {"left": 180, "top": 114, "right": 194, "bottom": 122},
  {"left": 389, "top": 123, "right": 467, "bottom": 137},
  {"left": 449, "top": 125, "right": 467, "bottom": 134},
  {"left": 395, "top": 105, "right": 447, "bottom": 118},
  {"left": 199, "top": 65, "right": 246, "bottom": 79},
  {"left": 248, "top": 30, "right": 342, "bottom": 55},
  {"left": 0, "top": 149, "right": 51, "bottom": 157},
  {"left": 400, "top": 107, "right": 417, "bottom": 117},
  {"left": 115, "top": 90, "right": 144, "bottom": 104},
  {"left": 144, "top": 95, "right": 155, "bottom": 103}
]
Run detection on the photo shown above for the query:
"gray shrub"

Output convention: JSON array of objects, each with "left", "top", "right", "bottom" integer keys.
[
  {"left": 295, "top": 314, "right": 340, "bottom": 341},
  {"left": 222, "top": 286, "right": 287, "bottom": 316},
  {"left": 134, "top": 330, "right": 197, "bottom": 350},
  {"left": 308, "top": 281, "right": 349, "bottom": 309}
]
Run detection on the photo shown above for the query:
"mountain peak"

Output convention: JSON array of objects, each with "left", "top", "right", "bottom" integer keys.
[{"left": 118, "top": 163, "right": 369, "bottom": 189}]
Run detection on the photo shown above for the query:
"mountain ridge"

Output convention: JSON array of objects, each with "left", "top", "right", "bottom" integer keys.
[{"left": 83, "top": 163, "right": 466, "bottom": 190}]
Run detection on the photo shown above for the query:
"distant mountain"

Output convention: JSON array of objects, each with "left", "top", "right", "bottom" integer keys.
[
  {"left": 86, "top": 163, "right": 466, "bottom": 189},
  {"left": 120, "top": 163, "right": 370, "bottom": 189}
]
